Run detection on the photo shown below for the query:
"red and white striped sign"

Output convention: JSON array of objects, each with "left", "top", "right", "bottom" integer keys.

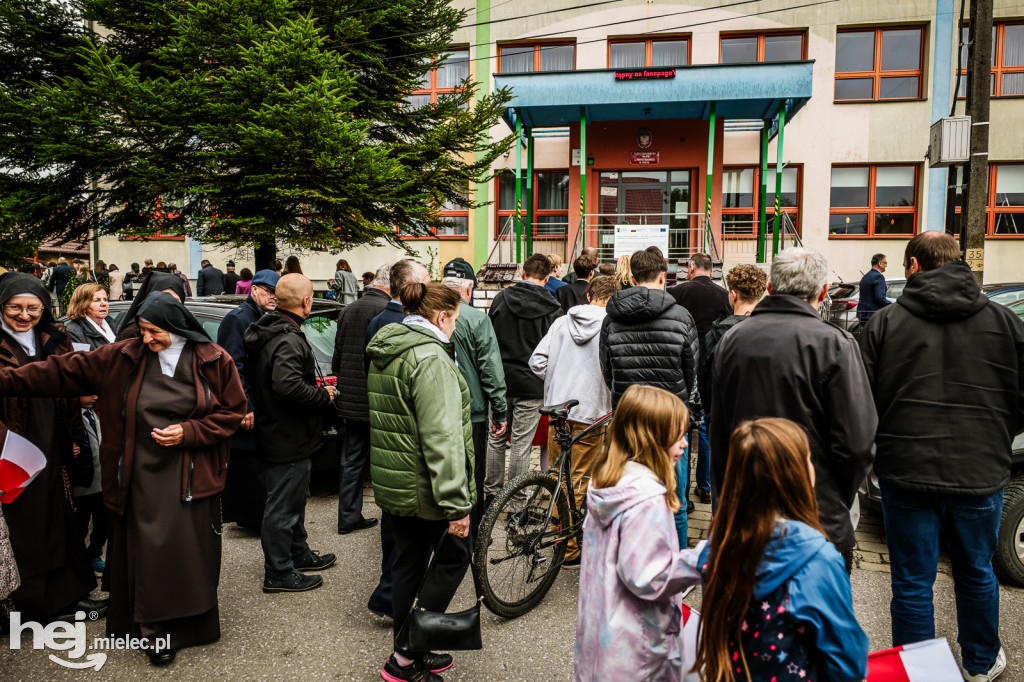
[{"left": 867, "top": 638, "right": 962, "bottom": 682}]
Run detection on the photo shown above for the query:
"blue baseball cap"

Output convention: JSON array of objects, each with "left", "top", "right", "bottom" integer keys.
[{"left": 252, "top": 269, "right": 280, "bottom": 291}]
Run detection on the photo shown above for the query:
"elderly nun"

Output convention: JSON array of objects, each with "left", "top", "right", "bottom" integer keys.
[{"left": 0, "top": 291, "right": 246, "bottom": 666}]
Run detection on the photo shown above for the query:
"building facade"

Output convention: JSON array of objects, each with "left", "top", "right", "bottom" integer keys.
[{"left": 97, "top": 0, "right": 1024, "bottom": 285}]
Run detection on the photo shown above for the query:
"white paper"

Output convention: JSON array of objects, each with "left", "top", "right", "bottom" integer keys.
[
  {"left": 72, "top": 343, "right": 91, "bottom": 353},
  {"left": 899, "top": 638, "right": 962, "bottom": 681},
  {"left": 613, "top": 224, "right": 670, "bottom": 259}
]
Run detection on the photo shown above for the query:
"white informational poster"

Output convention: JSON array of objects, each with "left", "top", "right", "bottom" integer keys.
[{"left": 613, "top": 224, "right": 669, "bottom": 259}]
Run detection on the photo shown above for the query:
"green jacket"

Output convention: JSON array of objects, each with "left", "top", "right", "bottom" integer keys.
[
  {"left": 366, "top": 322, "right": 475, "bottom": 521},
  {"left": 453, "top": 301, "right": 507, "bottom": 423}
]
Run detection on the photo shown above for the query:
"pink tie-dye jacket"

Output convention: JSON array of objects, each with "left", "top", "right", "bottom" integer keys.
[{"left": 574, "top": 462, "right": 704, "bottom": 681}]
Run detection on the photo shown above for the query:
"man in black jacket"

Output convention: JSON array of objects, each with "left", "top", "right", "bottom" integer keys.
[
  {"left": 859, "top": 232, "right": 1024, "bottom": 681},
  {"left": 556, "top": 253, "right": 597, "bottom": 314},
  {"left": 49, "top": 257, "right": 74, "bottom": 314},
  {"left": 217, "top": 269, "right": 279, "bottom": 530},
  {"left": 667, "top": 251, "right": 730, "bottom": 504},
  {"left": 484, "top": 254, "right": 562, "bottom": 502},
  {"left": 332, "top": 263, "right": 391, "bottom": 535},
  {"left": 196, "top": 260, "right": 225, "bottom": 296},
  {"left": 223, "top": 261, "right": 241, "bottom": 296},
  {"left": 600, "top": 247, "right": 699, "bottom": 546},
  {"left": 710, "top": 247, "right": 876, "bottom": 563},
  {"left": 244, "top": 274, "right": 337, "bottom": 593}
]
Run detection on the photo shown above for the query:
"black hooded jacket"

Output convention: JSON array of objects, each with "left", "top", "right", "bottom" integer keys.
[
  {"left": 599, "top": 287, "right": 699, "bottom": 407},
  {"left": 244, "top": 310, "right": 331, "bottom": 461},
  {"left": 859, "top": 260, "right": 1024, "bottom": 495},
  {"left": 488, "top": 282, "right": 562, "bottom": 399}
]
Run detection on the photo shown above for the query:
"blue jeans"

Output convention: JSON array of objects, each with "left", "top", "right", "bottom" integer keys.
[
  {"left": 880, "top": 482, "right": 1003, "bottom": 675},
  {"left": 673, "top": 445, "right": 690, "bottom": 548},
  {"left": 694, "top": 422, "right": 710, "bottom": 494}
]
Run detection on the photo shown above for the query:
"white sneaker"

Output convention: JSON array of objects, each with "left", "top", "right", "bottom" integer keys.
[{"left": 961, "top": 647, "right": 1006, "bottom": 682}]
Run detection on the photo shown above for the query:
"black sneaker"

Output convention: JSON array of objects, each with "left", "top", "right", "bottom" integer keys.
[
  {"left": 262, "top": 571, "right": 323, "bottom": 593},
  {"left": 421, "top": 652, "right": 453, "bottom": 673},
  {"left": 380, "top": 655, "right": 442, "bottom": 682},
  {"left": 562, "top": 555, "right": 581, "bottom": 569},
  {"left": 294, "top": 550, "right": 336, "bottom": 571}
]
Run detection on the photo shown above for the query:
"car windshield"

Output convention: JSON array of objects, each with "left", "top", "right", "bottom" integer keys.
[
  {"left": 829, "top": 284, "right": 857, "bottom": 299},
  {"left": 302, "top": 314, "right": 338, "bottom": 359},
  {"left": 1009, "top": 300, "right": 1024, "bottom": 322},
  {"left": 990, "top": 289, "right": 1024, "bottom": 306}
]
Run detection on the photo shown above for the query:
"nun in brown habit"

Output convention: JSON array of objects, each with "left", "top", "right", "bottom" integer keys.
[
  {"left": 0, "top": 272, "right": 100, "bottom": 622},
  {"left": 0, "top": 291, "right": 246, "bottom": 665}
]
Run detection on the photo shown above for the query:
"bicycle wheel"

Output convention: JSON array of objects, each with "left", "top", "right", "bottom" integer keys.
[{"left": 473, "top": 471, "right": 571, "bottom": 619}]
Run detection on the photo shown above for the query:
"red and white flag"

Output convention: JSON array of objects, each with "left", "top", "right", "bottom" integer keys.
[
  {"left": 867, "top": 638, "right": 962, "bottom": 682},
  {"left": 0, "top": 430, "right": 47, "bottom": 503},
  {"left": 681, "top": 601, "right": 701, "bottom": 682}
]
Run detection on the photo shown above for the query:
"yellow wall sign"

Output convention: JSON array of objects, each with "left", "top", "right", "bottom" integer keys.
[{"left": 966, "top": 248, "right": 984, "bottom": 272}]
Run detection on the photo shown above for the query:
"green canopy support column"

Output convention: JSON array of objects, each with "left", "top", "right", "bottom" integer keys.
[
  {"left": 757, "top": 120, "right": 769, "bottom": 263},
  {"left": 472, "top": 0, "right": 492, "bottom": 269},
  {"left": 579, "top": 107, "right": 587, "bottom": 254},
  {"left": 771, "top": 100, "right": 786, "bottom": 257},
  {"left": 526, "top": 130, "right": 534, "bottom": 256},
  {"left": 704, "top": 102, "right": 716, "bottom": 255},
  {"left": 514, "top": 113, "right": 523, "bottom": 264}
]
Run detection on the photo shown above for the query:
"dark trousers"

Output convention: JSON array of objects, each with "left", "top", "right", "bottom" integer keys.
[
  {"left": 73, "top": 492, "right": 108, "bottom": 561},
  {"left": 258, "top": 458, "right": 312, "bottom": 579},
  {"left": 880, "top": 482, "right": 1003, "bottom": 675},
  {"left": 470, "top": 421, "right": 488, "bottom": 540},
  {"left": 390, "top": 515, "right": 472, "bottom": 657},
  {"left": 338, "top": 420, "right": 371, "bottom": 529},
  {"left": 222, "top": 447, "right": 266, "bottom": 528},
  {"left": 369, "top": 512, "right": 396, "bottom": 616}
]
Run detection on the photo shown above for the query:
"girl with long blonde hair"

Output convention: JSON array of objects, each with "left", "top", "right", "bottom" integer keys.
[{"left": 574, "top": 384, "right": 703, "bottom": 681}]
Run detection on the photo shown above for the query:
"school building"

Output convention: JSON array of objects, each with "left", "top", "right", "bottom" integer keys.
[{"left": 97, "top": 0, "right": 1024, "bottom": 285}]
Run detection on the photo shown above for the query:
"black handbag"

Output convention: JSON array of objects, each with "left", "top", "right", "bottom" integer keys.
[{"left": 394, "top": 533, "right": 483, "bottom": 653}]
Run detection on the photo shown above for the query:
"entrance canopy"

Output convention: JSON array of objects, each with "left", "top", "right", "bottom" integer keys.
[{"left": 493, "top": 60, "right": 814, "bottom": 130}]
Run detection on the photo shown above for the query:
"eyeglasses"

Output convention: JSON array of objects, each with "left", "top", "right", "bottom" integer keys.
[{"left": 3, "top": 304, "right": 44, "bottom": 316}]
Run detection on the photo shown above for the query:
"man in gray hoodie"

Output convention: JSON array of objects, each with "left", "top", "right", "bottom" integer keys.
[{"left": 529, "top": 275, "right": 619, "bottom": 565}]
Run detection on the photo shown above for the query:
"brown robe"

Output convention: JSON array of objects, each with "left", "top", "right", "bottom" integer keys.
[
  {"left": 0, "top": 328, "right": 95, "bottom": 620},
  {"left": 105, "top": 346, "right": 221, "bottom": 650}
]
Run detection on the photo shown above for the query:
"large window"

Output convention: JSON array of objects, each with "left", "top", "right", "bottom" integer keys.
[
  {"left": 496, "top": 170, "right": 570, "bottom": 238},
  {"left": 956, "top": 23, "right": 1024, "bottom": 97},
  {"left": 499, "top": 43, "right": 575, "bottom": 73},
  {"left": 609, "top": 36, "right": 689, "bottom": 68},
  {"left": 829, "top": 165, "right": 919, "bottom": 236},
  {"left": 835, "top": 26, "right": 924, "bottom": 101},
  {"left": 398, "top": 187, "right": 469, "bottom": 239},
  {"left": 720, "top": 32, "right": 805, "bottom": 63},
  {"left": 408, "top": 49, "right": 469, "bottom": 109},
  {"left": 721, "top": 166, "right": 801, "bottom": 237}
]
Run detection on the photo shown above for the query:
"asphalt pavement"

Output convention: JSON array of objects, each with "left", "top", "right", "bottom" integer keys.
[{"left": 3, "top": 490, "right": 1024, "bottom": 680}]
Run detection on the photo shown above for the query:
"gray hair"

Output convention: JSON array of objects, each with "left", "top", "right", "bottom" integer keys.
[
  {"left": 770, "top": 247, "right": 828, "bottom": 303},
  {"left": 371, "top": 263, "right": 391, "bottom": 289},
  {"left": 442, "top": 276, "right": 472, "bottom": 292}
]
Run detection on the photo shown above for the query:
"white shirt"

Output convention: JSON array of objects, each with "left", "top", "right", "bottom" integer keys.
[
  {"left": 86, "top": 316, "right": 117, "bottom": 344},
  {"left": 0, "top": 320, "right": 36, "bottom": 356},
  {"left": 156, "top": 333, "right": 188, "bottom": 377}
]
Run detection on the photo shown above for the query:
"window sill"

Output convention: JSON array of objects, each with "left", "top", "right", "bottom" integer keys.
[
  {"left": 832, "top": 98, "right": 926, "bottom": 104},
  {"left": 398, "top": 235, "right": 470, "bottom": 241},
  {"left": 828, "top": 234, "right": 915, "bottom": 239}
]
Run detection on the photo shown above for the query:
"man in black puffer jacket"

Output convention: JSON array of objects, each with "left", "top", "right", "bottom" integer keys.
[
  {"left": 245, "top": 274, "right": 338, "bottom": 594},
  {"left": 332, "top": 263, "right": 391, "bottom": 535},
  {"left": 600, "top": 248, "right": 699, "bottom": 407},
  {"left": 859, "top": 232, "right": 1024, "bottom": 681}
]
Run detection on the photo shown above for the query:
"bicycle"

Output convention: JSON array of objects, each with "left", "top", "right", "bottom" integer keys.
[{"left": 472, "top": 399, "right": 613, "bottom": 619}]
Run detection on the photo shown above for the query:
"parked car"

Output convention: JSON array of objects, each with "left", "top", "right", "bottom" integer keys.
[
  {"left": 826, "top": 278, "right": 906, "bottom": 330},
  {"left": 983, "top": 283, "right": 1024, "bottom": 306},
  {"left": 104, "top": 298, "right": 344, "bottom": 489}
]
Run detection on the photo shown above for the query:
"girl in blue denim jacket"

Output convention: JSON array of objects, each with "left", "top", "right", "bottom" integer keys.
[{"left": 695, "top": 418, "right": 868, "bottom": 682}]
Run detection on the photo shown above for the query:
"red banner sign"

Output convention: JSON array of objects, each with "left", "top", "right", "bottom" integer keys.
[{"left": 630, "top": 151, "right": 660, "bottom": 166}]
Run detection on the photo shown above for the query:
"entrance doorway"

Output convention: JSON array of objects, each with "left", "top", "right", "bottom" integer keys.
[{"left": 594, "top": 170, "right": 697, "bottom": 271}]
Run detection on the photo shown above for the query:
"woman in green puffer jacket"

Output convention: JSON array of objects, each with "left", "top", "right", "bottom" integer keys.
[{"left": 366, "top": 281, "right": 474, "bottom": 682}]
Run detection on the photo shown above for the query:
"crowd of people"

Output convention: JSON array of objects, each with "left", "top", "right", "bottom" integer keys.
[{"left": 0, "top": 232, "right": 1022, "bottom": 682}]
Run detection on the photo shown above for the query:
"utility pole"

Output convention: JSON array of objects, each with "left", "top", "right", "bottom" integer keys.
[{"left": 961, "top": 0, "right": 993, "bottom": 285}]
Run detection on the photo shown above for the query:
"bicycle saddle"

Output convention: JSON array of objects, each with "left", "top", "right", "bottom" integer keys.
[{"left": 539, "top": 400, "right": 579, "bottom": 420}]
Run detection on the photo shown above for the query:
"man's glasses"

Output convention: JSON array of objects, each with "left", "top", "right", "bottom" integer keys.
[{"left": 3, "top": 304, "right": 44, "bottom": 316}]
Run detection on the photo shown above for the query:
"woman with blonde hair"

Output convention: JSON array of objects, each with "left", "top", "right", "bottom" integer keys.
[
  {"left": 614, "top": 253, "right": 633, "bottom": 289},
  {"left": 65, "top": 283, "right": 116, "bottom": 350},
  {"left": 574, "top": 384, "right": 702, "bottom": 681},
  {"left": 694, "top": 418, "right": 867, "bottom": 682}
]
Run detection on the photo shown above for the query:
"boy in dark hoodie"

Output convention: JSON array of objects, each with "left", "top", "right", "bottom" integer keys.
[{"left": 483, "top": 254, "right": 562, "bottom": 503}]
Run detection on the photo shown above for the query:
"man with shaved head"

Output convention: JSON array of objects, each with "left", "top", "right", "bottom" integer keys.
[{"left": 245, "top": 274, "right": 338, "bottom": 593}]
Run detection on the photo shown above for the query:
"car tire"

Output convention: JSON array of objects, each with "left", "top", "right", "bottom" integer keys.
[{"left": 993, "top": 475, "right": 1024, "bottom": 587}]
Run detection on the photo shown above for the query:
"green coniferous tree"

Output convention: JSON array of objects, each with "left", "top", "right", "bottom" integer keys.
[{"left": 1, "top": 0, "right": 512, "bottom": 267}]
